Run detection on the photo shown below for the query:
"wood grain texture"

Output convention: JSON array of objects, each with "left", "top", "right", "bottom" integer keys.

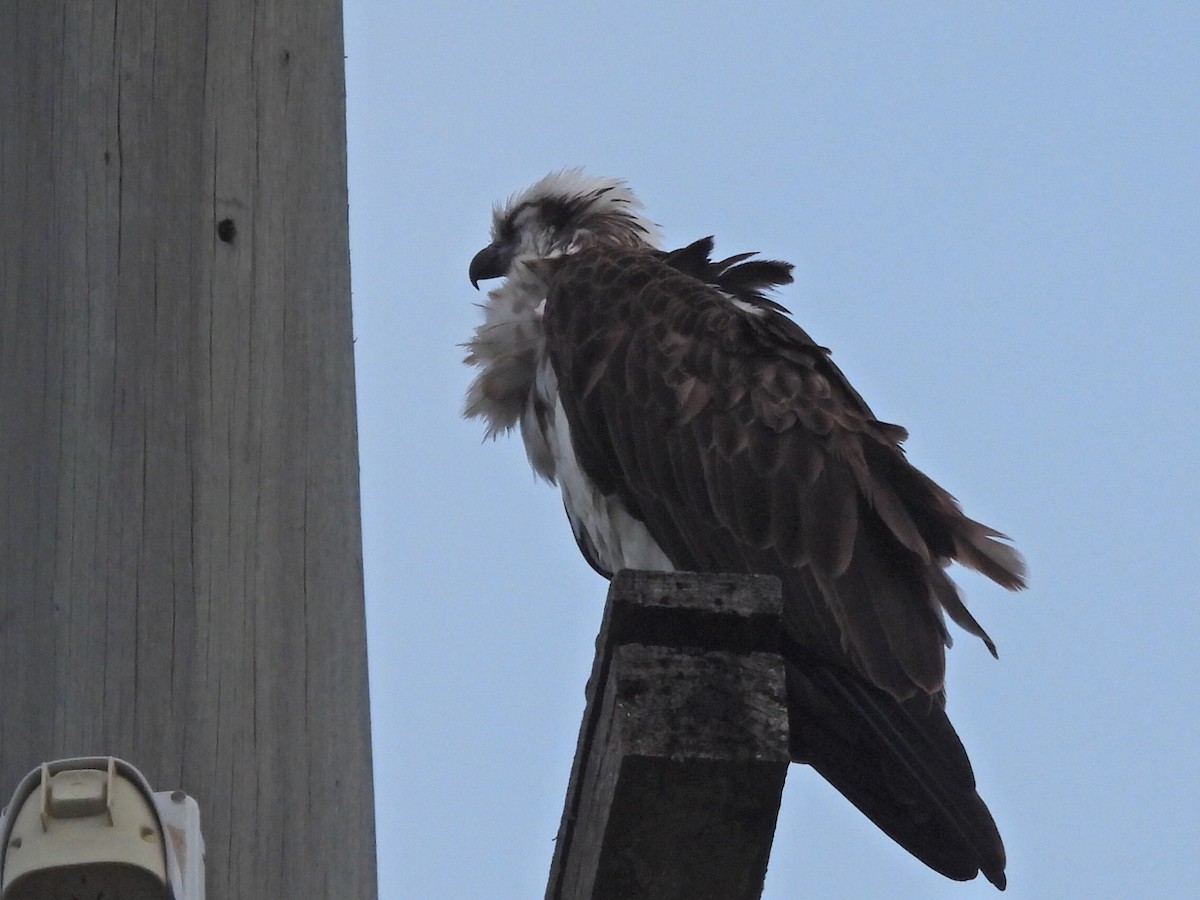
[
  {"left": 547, "top": 572, "right": 789, "bottom": 900},
  {"left": 0, "top": 2, "right": 375, "bottom": 897}
]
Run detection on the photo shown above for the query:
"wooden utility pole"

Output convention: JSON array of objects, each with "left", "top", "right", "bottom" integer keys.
[
  {"left": 547, "top": 571, "right": 790, "bottom": 900},
  {"left": 0, "top": 3, "right": 376, "bottom": 897}
]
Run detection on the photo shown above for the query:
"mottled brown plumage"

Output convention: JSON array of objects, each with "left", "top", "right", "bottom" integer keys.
[
  {"left": 465, "top": 172, "right": 1024, "bottom": 890},
  {"left": 540, "top": 242, "right": 1022, "bottom": 888}
]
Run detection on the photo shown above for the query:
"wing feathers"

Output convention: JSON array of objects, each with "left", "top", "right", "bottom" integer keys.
[
  {"left": 544, "top": 244, "right": 1022, "bottom": 696},
  {"left": 786, "top": 654, "right": 1007, "bottom": 888},
  {"left": 851, "top": 453, "right": 936, "bottom": 564},
  {"left": 541, "top": 242, "right": 1021, "bottom": 887},
  {"left": 955, "top": 527, "right": 1028, "bottom": 591},
  {"left": 932, "top": 567, "right": 999, "bottom": 658},
  {"left": 673, "top": 375, "right": 712, "bottom": 425},
  {"left": 805, "top": 457, "right": 859, "bottom": 577}
]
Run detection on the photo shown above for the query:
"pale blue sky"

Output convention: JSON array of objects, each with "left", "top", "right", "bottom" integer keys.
[{"left": 344, "top": 3, "right": 1199, "bottom": 897}]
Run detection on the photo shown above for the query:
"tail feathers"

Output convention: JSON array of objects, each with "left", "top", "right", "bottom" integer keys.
[{"left": 785, "top": 651, "right": 1007, "bottom": 890}]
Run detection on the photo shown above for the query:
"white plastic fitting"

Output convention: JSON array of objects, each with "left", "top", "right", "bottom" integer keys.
[{"left": 0, "top": 757, "right": 204, "bottom": 900}]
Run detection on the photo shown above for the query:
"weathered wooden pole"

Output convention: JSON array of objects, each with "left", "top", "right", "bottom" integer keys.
[
  {"left": 547, "top": 571, "right": 790, "bottom": 900},
  {"left": 0, "top": 2, "right": 375, "bottom": 897}
]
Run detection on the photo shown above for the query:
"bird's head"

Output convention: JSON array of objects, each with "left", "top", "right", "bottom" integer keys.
[{"left": 469, "top": 169, "right": 662, "bottom": 288}]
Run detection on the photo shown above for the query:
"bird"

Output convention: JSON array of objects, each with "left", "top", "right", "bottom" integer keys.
[{"left": 463, "top": 169, "right": 1025, "bottom": 890}]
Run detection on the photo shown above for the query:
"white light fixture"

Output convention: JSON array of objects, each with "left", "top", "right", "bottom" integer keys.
[{"left": 0, "top": 757, "right": 204, "bottom": 900}]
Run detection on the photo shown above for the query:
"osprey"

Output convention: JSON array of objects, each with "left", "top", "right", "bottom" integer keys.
[{"left": 464, "top": 170, "right": 1025, "bottom": 889}]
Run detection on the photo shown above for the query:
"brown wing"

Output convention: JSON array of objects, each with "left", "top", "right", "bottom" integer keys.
[
  {"left": 543, "top": 244, "right": 1023, "bottom": 700},
  {"left": 542, "top": 243, "right": 1023, "bottom": 888}
]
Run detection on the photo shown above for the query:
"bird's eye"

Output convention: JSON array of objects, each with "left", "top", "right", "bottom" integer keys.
[
  {"left": 496, "top": 218, "right": 517, "bottom": 243},
  {"left": 499, "top": 203, "right": 537, "bottom": 241}
]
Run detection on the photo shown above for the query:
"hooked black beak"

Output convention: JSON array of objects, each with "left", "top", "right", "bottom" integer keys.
[{"left": 469, "top": 243, "right": 510, "bottom": 289}]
